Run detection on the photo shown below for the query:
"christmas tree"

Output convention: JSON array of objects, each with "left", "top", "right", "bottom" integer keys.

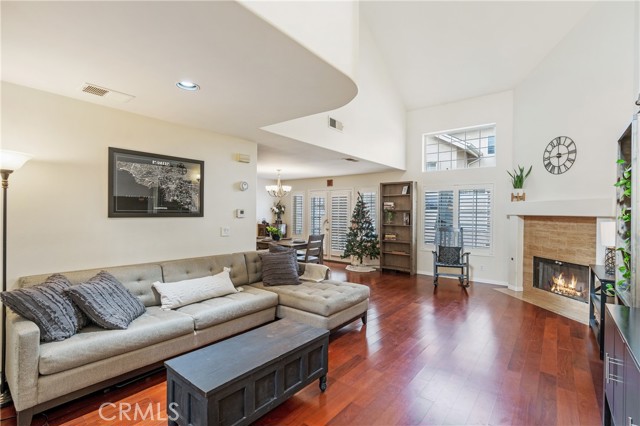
[{"left": 342, "top": 192, "right": 380, "bottom": 269}]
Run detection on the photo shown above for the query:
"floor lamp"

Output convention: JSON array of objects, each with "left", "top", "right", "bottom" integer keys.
[{"left": 0, "top": 150, "right": 32, "bottom": 408}]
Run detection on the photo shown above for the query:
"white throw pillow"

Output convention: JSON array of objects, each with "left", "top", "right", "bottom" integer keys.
[{"left": 153, "top": 267, "right": 238, "bottom": 310}]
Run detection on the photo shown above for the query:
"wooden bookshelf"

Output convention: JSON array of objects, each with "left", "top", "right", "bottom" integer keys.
[{"left": 379, "top": 181, "right": 417, "bottom": 274}]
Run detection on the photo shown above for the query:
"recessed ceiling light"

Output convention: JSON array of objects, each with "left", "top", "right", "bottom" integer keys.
[{"left": 176, "top": 81, "right": 200, "bottom": 91}]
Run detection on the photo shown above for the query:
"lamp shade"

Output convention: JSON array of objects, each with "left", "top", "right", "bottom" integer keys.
[
  {"left": 0, "top": 150, "right": 32, "bottom": 172},
  {"left": 600, "top": 221, "right": 616, "bottom": 247}
]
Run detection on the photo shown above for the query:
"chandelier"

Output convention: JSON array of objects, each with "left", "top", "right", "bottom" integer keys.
[{"left": 265, "top": 169, "right": 291, "bottom": 198}]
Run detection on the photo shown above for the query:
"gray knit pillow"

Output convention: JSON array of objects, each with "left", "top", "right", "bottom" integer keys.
[
  {"left": 46, "top": 274, "right": 89, "bottom": 329},
  {"left": 259, "top": 251, "right": 301, "bottom": 286},
  {"left": 0, "top": 274, "right": 81, "bottom": 342},
  {"left": 66, "top": 271, "right": 145, "bottom": 329},
  {"left": 268, "top": 244, "right": 302, "bottom": 275}
]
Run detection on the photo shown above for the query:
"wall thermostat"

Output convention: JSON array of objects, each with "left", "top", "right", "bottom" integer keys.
[
  {"left": 235, "top": 209, "right": 245, "bottom": 218},
  {"left": 239, "top": 181, "right": 249, "bottom": 191}
]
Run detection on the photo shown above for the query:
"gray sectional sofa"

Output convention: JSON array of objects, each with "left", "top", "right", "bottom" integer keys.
[{"left": 5, "top": 250, "right": 370, "bottom": 426}]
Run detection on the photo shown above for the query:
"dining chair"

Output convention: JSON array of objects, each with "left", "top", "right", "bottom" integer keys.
[{"left": 297, "top": 234, "right": 324, "bottom": 264}]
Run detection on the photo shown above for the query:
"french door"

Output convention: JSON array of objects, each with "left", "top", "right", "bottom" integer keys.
[{"left": 309, "top": 190, "right": 352, "bottom": 261}]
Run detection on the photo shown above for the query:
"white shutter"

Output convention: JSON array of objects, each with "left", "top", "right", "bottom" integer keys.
[
  {"left": 330, "top": 194, "right": 350, "bottom": 255},
  {"left": 360, "top": 191, "right": 377, "bottom": 229},
  {"left": 458, "top": 189, "right": 492, "bottom": 248},
  {"left": 292, "top": 194, "right": 304, "bottom": 236},
  {"left": 310, "top": 196, "right": 325, "bottom": 235},
  {"left": 423, "top": 190, "right": 454, "bottom": 244}
]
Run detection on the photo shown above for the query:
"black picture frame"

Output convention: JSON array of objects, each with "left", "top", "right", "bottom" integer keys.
[{"left": 108, "top": 147, "right": 204, "bottom": 217}]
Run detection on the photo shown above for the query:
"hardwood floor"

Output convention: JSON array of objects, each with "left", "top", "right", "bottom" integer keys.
[{"left": 0, "top": 263, "right": 603, "bottom": 425}]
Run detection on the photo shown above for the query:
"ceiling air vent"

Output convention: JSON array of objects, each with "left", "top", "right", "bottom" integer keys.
[
  {"left": 328, "top": 116, "right": 344, "bottom": 132},
  {"left": 80, "top": 83, "right": 135, "bottom": 103},
  {"left": 82, "top": 84, "right": 109, "bottom": 97}
]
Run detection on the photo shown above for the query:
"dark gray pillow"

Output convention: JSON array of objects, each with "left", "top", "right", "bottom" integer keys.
[
  {"left": 259, "top": 251, "right": 301, "bottom": 286},
  {"left": 438, "top": 246, "right": 462, "bottom": 264},
  {"left": 66, "top": 271, "right": 145, "bottom": 329},
  {"left": 0, "top": 274, "right": 81, "bottom": 342},
  {"left": 268, "top": 244, "right": 302, "bottom": 275},
  {"left": 46, "top": 274, "right": 89, "bottom": 329}
]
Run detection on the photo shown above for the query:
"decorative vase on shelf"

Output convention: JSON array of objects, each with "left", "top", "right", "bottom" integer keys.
[{"left": 272, "top": 234, "right": 281, "bottom": 241}]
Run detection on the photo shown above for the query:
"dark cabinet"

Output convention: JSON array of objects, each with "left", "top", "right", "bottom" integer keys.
[
  {"left": 603, "top": 305, "right": 640, "bottom": 426},
  {"left": 624, "top": 346, "right": 640, "bottom": 426}
]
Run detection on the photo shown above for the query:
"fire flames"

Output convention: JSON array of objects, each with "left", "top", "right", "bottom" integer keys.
[{"left": 550, "top": 273, "right": 584, "bottom": 299}]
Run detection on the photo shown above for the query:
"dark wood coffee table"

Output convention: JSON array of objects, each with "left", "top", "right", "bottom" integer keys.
[{"left": 165, "top": 319, "right": 329, "bottom": 426}]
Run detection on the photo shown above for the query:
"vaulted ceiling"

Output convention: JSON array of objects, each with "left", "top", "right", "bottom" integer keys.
[{"left": 2, "top": 1, "right": 595, "bottom": 180}]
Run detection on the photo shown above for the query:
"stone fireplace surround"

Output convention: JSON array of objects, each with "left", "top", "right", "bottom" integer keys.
[{"left": 502, "top": 214, "right": 602, "bottom": 324}]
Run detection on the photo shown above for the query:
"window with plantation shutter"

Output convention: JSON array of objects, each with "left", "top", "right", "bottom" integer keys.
[
  {"left": 423, "top": 190, "right": 454, "bottom": 244},
  {"left": 423, "top": 187, "right": 492, "bottom": 250},
  {"left": 310, "top": 196, "right": 325, "bottom": 236},
  {"left": 360, "top": 191, "right": 377, "bottom": 229},
  {"left": 291, "top": 193, "right": 303, "bottom": 236},
  {"left": 330, "top": 195, "right": 350, "bottom": 254},
  {"left": 458, "top": 189, "right": 492, "bottom": 248}
]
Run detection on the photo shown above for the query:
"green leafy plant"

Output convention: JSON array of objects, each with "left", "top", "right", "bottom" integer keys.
[
  {"left": 265, "top": 226, "right": 282, "bottom": 238},
  {"left": 614, "top": 159, "right": 632, "bottom": 290},
  {"left": 507, "top": 165, "right": 533, "bottom": 189},
  {"left": 604, "top": 282, "right": 616, "bottom": 297}
]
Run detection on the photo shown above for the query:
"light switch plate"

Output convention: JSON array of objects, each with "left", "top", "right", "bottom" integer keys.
[{"left": 220, "top": 227, "right": 230, "bottom": 237}]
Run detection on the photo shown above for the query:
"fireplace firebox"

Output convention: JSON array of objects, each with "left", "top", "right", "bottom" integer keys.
[{"left": 533, "top": 256, "right": 588, "bottom": 303}]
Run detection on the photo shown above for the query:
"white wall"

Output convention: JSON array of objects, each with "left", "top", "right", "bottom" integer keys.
[
  {"left": 239, "top": 0, "right": 358, "bottom": 80},
  {"left": 256, "top": 177, "right": 275, "bottom": 224},
  {"left": 1, "top": 83, "right": 258, "bottom": 288},
  {"left": 261, "top": 20, "right": 406, "bottom": 171},
  {"left": 513, "top": 1, "right": 637, "bottom": 208},
  {"left": 281, "top": 91, "right": 514, "bottom": 285},
  {"left": 407, "top": 91, "right": 514, "bottom": 285}
]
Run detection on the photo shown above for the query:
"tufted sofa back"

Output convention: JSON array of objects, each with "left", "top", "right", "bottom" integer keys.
[
  {"left": 16, "top": 252, "right": 268, "bottom": 308},
  {"left": 160, "top": 253, "right": 249, "bottom": 286},
  {"left": 17, "top": 263, "right": 164, "bottom": 307}
]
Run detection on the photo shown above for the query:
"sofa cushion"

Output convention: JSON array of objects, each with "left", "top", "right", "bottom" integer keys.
[
  {"left": 0, "top": 274, "right": 81, "bottom": 342},
  {"left": 161, "top": 253, "right": 249, "bottom": 286},
  {"left": 243, "top": 251, "right": 263, "bottom": 284},
  {"left": 38, "top": 306, "right": 194, "bottom": 375},
  {"left": 176, "top": 286, "right": 278, "bottom": 330},
  {"left": 66, "top": 271, "right": 146, "bottom": 329},
  {"left": 259, "top": 251, "right": 300, "bottom": 286},
  {"left": 251, "top": 280, "right": 370, "bottom": 317},
  {"left": 153, "top": 267, "right": 239, "bottom": 310},
  {"left": 18, "top": 263, "right": 165, "bottom": 307}
]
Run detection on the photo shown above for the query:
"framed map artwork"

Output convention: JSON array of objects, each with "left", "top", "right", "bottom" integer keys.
[{"left": 108, "top": 147, "right": 204, "bottom": 217}]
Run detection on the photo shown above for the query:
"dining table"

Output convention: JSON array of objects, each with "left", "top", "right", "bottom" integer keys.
[{"left": 256, "top": 238, "right": 308, "bottom": 250}]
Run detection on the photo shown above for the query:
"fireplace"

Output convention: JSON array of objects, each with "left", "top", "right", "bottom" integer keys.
[{"left": 533, "top": 256, "right": 588, "bottom": 303}]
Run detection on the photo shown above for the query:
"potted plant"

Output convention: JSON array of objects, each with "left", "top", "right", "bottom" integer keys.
[
  {"left": 507, "top": 165, "right": 532, "bottom": 201},
  {"left": 265, "top": 225, "right": 282, "bottom": 241},
  {"left": 270, "top": 201, "right": 285, "bottom": 224}
]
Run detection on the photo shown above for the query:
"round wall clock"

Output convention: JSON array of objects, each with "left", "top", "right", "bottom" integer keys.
[
  {"left": 543, "top": 136, "right": 576, "bottom": 175},
  {"left": 239, "top": 181, "right": 249, "bottom": 191}
]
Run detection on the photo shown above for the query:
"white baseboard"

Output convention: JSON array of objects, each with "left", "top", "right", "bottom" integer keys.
[{"left": 415, "top": 270, "right": 508, "bottom": 287}]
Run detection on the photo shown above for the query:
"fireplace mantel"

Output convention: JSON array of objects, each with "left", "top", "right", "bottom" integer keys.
[{"left": 505, "top": 197, "right": 614, "bottom": 217}]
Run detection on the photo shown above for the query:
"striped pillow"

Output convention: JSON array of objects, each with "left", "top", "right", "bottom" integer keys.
[
  {"left": 0, "top": 274, "right": 82, "bottom": 342},
  {"left": 259, "top": 251, "right": 301, "bottom": 286},
  {"left": 66, "top": 271, "right": 145, "bottom": 329}
]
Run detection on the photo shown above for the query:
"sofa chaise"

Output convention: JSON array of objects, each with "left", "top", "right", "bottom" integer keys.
[{"left": 5, "top": 250, "right": 370, "bottom": 426}]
